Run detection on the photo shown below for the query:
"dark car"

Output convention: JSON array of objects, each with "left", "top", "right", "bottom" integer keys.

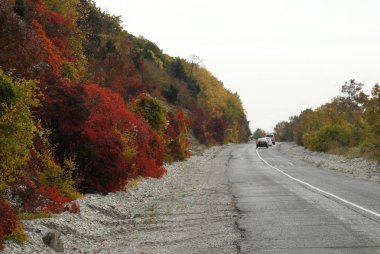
[{"left": 256, "top": 138, "right": 268, "bottom": 148}]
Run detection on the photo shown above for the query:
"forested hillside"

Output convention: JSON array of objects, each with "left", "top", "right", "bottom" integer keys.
[
  {"left": 0, "top": 0, "right": 250, "bottom": 248},
  {"left": 275, "top": 80, "right": 380, "bottom": 162}
]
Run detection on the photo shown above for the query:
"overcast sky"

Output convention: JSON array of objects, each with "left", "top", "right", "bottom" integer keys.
[{"left": 94, "top": 0, "right": 380, "bottom": 132}]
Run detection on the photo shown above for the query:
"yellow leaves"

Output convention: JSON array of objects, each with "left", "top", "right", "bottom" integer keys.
[
  {"left": 118, "top": 130, "right": 138, "bottom": 159},
  {"left": 0, "top": 70, "right": 40, "bottom": 183},
  {"left": 4, "top": 221, "right": 27, "bottom": 244},
  {"left": 148, "top": 50, "right": 164, "bottom": 69},
  {"left": 36, "top": 140, "right": 81, "bottom": 200},
  {"left": 0, "top": 103, "right": 17, "bottom": 124}
]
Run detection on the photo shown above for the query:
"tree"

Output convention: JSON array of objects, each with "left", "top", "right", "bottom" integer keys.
[
  {"left": 335, "top": 79, "right": 365, "bottom": 114},
  {"left": 0, "top": 1, "right": 51, "bottom": 78},
  {"left": 188, "top": 54, "right": 203, "bottom": 80},
  {"left": 252, "top": 128, "right": 266, "bottom": 140},
  {"left": 167, "top": 57, "right": 187, "bottom": 81}
]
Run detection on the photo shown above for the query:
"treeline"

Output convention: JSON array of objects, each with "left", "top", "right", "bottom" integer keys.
[
  {"left": 0, "top": 0, "right": 250, "bottom": 248},
  {"left": 275, "top": 80, "right": 380, "bottom": 161}
]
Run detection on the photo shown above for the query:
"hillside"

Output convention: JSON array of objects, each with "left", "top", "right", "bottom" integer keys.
[{"left": 0, "top": 0, "right": 250, "bottom": 249}]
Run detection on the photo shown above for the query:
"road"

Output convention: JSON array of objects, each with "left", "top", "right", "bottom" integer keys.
[{"left": 227, "top": 143, "right": 380, "bottom": 254}]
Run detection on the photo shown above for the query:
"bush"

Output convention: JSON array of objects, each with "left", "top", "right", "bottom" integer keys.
[
  {"left": 0, "top": 199, "right": 17, "bottom": 250},
  {"left": 4, "top": 221, "right": 27, "bottom": 244},
  {"left": 130, "top": 93, "right": 167, "bottom": 135},
  {"left": 305, "top": 125, "right": 351, "bottom": 152},
  {"left": 165, "top": 110, "right": 189, "bottom": 161},
  {"left": 133, "top": 116, "right": 166, "bottom": 178},
  {"left": 0, "top": 69, "right": 39, "bottom": 183},
  {"left": 12, "top": 176, "right": 79, "bottom": 214}
]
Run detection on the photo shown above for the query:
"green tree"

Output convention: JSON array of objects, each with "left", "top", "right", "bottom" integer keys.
[
  {"left": 252, "top": 128, "right": 266, "bottom": 140},
  {"left": 130, "top": 93, "right": 167, "bottom": 135}
]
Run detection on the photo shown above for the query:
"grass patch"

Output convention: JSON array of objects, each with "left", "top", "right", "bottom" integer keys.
[
  {"left": 126, "top": 177, "right": 143, "bottom": 189},
  {"left": 328, "top": 146, "right": 361, "bottom": 159},
  {"left": 19, "top": 211, "right": 55, "bottom": 220}
]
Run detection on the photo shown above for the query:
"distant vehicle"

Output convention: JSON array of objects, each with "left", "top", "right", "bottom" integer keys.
[
  {"left": 256, "top": 138, "right": 269, "bottom": 149},
  {"left": 265, "top": 137, "right": 273, "bottom": 147},
  {"left": 266, "top": 134, "right": 276, "bottom": 145}
]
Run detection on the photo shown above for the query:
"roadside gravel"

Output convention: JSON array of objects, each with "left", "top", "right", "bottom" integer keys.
[
  {"left": 3, "top": 145, "right": 240, "bottom": 254},
  {"left": 276, "top": 142, "right": 380, "bottom": 183}
]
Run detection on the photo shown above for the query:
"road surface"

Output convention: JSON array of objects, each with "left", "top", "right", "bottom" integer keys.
[{"left": 227, "top": 143, "right": 380, "bottom": 254}]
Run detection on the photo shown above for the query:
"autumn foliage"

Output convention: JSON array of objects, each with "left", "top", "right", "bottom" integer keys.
[
  {"left": 275, "top": 80, "right": 380, "bottom": 162},
  {"left": 0, "top": 199, "right": 17, "bottom": 251},
  {"left": 165, "top": 109, "right": 190, "bottom": 161},
  {"left": 12, "top": 175, "right": 79, "bottom": 213},
  {"left": 0, "top": 0, "right": 250, "bottom": 248}
]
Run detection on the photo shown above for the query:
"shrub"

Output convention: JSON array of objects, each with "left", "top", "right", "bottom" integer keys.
[
  {"left": 0, "top": 199, "right": 17, "bottom": 250},
  {"left": 130, "top": 93, "right": 167, "bottom": 135},
  {"left": 4, "top": 221, "right": 27, "bottom": 244},
  {"left": 0, "top": 69, "right": 39, "bottom": 183},
  {"left": 305, "top": 125, "right": 351, "bottom": 152},
  {"left": 165, "top": 110, "right": 189, "bottom": 161},
  {"left": 133, "top": 116, "right": 166, "bottom": 178},
  {"left": 12, "top": 176, "right": 79, "bottom": 214},
  {"left": 39, "top": 76, "right": 167, "bottom": 193}
]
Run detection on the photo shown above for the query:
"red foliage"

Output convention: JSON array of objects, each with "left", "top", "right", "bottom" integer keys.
[
  {"left": 31, "top": 20, "right": 62, "bottom": 74},
  {"left": 0, "top": 2, "right": 49, "bottom": 78},
  {"left": 134, "top": 117, "right": 166, "bottom": 178},
  {"left": 80, "top": 84, "right": 166, "bottom": 191},
  {"left": 0, "top": 199, "right": 17, "bottom": 251},
  {"left": 190, "top": 107, "right": 209, "bottom": 144},
  {"left": 12, "top": 176, "right": 79, "bottom": 214},
  {"left": 190, "top": 107, "right": 226, "bottom": 145},
  {"left": 165, "top": 109, "right": 190, "bottom": 161},
  {"left": 78, "top": 84, "right": 134, "bottom": 192},
  {"left": 26, "top": 0, "right": 72, "bottom": 60},
  {"left": 39, "top": 77, "right": 166, "bottom": 193}
]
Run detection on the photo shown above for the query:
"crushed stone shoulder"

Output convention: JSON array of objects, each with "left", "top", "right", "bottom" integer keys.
[
  {"left": 3, "top": 145, "right": 240, "bottom": 254},
  {"left": 276, "top": 142, "right": 380, "bottom": 183}
]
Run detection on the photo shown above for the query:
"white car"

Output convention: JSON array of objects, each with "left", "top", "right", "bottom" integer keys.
[
  {"left": 266, "top": 134, "right": 276, "bottom": 145},
  {"left": 265, "top": 137, "right": 273, "bottom": 147}
]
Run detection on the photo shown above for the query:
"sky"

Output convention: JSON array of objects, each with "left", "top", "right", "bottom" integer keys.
[{"left": 94, "top": 0, "right": 380, "bottom": 132}]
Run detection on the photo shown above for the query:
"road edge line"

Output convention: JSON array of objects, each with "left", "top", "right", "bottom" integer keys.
[{"left": 256, "top": 148, "right": 380, "bottom": 219}]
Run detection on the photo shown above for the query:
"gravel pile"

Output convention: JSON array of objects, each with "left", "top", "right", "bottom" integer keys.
[
  {"left": 276, "top": 142, "right": 380, "bottom": 182},
  {"left": 3, "top": 145, "right": 240, "bottom": 254}
]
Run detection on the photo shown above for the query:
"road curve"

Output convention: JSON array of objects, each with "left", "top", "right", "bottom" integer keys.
[{"left": 227, "top": 143, "right": 380, "bottom": 254}]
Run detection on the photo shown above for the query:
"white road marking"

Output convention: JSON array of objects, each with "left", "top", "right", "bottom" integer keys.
[
  {"left": 289, "top": 162, "right": 294, "bottom": 166},
  {"left": 256, "top": 149, "right": 380, "bottom": 219}
]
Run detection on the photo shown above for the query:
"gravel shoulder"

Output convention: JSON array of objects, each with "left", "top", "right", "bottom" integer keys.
[
  {"left": 276, "top": 142, "right": 380, "bottom": 183},
  {"left": 3, "top": 145, "right": 240, "bottom": 254}
]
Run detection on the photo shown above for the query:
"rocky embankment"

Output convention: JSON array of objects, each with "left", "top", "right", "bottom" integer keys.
[
  {"left": 276, "top": 142, "right": 380, "bottom": 183},
  {"left": 3, "top": 145, "right": 240, "bottom": 254}
]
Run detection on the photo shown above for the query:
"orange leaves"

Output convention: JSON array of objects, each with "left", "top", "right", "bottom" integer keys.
[{"left": 31, "top": 20, "right": 62, "bottom": 74}]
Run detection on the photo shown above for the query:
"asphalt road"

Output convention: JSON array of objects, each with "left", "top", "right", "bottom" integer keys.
[{"left": 227, "top": 143, "right": 380, "bottom": 254}]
